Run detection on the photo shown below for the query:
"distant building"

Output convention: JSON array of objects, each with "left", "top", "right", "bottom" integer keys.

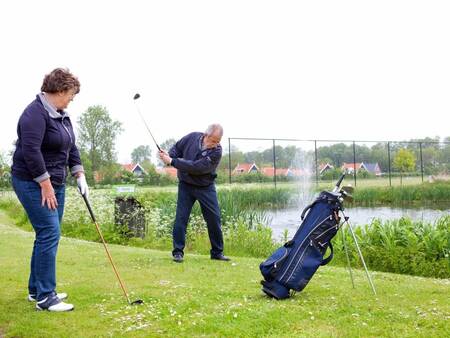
[
  {"left": 342, "top": 162, "right": 362, "bottom": 174},
  {"left": 121, "top": 163, "right": 146, "bottom": 177},
  {"left": 157, "top": 167, "right": 178, "bottom": 178},
  {"left": 361, "top": 162, "right": 382, "bottom": 176},
  {"left": 233, "top": 163, "right": 259, "bottom": 175},
  {"left": 341, "top": 162, "right": 382, "bottom": 176},
  {"left": 261, "top": 167, "right": 305, "bottom": 177},
  {"left": 319, "top": 163, "right": 334, "bottom": 174}
]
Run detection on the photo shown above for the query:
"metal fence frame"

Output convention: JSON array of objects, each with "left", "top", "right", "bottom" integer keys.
[{"left": 227, "top": 137, "right": 449, "bottom": 187}]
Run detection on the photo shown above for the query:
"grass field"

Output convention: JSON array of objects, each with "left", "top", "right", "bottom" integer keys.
[{"left": 0, "top": 211, "right": 449, "bottom": 338}]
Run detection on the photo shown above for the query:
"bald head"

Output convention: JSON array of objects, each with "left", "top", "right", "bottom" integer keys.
[
  {"left": 203, "top": 123, "right": 223, "bottom": 149},
  {"left": 205, "top": 124, "right": 223, "bottom": 137}
]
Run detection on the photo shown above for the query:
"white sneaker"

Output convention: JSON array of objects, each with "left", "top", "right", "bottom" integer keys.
[
  {"left": 35, "top": 294, "right": 74, "bottom": 312},
  {"left": 28, "top": 292, "right": 68, "bottom": 302}
]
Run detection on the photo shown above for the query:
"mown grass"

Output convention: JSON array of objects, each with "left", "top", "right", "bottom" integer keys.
[{"left": 0, "top": 212, "right": 449, "bottom": 338}]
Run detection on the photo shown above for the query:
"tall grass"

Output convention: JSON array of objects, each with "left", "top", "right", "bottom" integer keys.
[
  {"left": 1, "top": 185, "right": 448, "bottom": 278},
  {"left": 351, "top": 180, "right": 450, "bottom": 204},
  {"left": 332, "top": 216, "right": 450, "bottom": 278}
]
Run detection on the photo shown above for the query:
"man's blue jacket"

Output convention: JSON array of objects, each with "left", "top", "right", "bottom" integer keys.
[{"left": 169, "top": 132, "right": 222, "bottom": 187}]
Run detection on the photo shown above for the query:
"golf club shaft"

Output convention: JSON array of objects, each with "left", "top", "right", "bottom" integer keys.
[
  {"left": 333, "top": 173, "right": 346, "bottom": 192},
  {"left": 82, "top": 194, "right": 132, "bottom": 304},
  {"left": 133, "top": 100, "right": 161, "bottom": 152}
]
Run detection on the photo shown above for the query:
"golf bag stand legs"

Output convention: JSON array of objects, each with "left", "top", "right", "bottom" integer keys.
[
  {"left": 342, "top": 213, "right": 377, "bottom": 296},
  {"left": 341, "top": 226, "right": 355, "bottom": 289}
]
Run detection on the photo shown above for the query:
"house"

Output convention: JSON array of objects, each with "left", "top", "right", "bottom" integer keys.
[
  {"left": 233, "top": 163, "right": 259, "bottom": 175},
  {"left": 121, "top": 163, "right": 146, "bottom": 177},
  {"left": 288, "top": 168, "right": 306, "bottom": 177},
  {"left": 262, "top": 167, "right": 287, "bottom": 177},
  {"left": 361, "top": 162, "right": 382, "bottom": 176},
  {"left": 157, "top": 166, "right": 178, "bottom": 178},
  {"left": 341, "top": 162, "right": 382, "bottom": 176},
  {"left": 319, "top": 163, "right": 334, "bottom": 174},
  {"left": 261, "top": 167, "right": 305, "bottom": 177},
  {"left": 341, "top": 162, "right": 362, "bottom": 174}
]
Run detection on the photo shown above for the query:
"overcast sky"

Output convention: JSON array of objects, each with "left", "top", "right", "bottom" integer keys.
[{"left": 1, "top": 1, "right": 449, "bottom": 163}]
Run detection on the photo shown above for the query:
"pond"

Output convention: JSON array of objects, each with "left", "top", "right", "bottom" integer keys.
[{"left": 266, "top": 204, "right": 450, "bottom": 241}]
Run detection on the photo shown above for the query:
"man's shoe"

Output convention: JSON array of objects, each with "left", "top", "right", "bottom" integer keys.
[
  {"left": 28, "top": 292, "right": 68, "bottom": 302},
  {"left": 173, "top": 254, "right": 184, "bottom": 263},
  {"left": 35, "top": 293, "right": 74, "bottom": 312},
  {"left": 211, "top": 254, "right": 231, "bottom": 261}
]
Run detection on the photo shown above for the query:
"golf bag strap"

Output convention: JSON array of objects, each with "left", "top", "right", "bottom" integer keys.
[
  {"left": 301, "top": 201, "right": 317, "bottom": 220},
  {"left": 320, "top": 242, "right": 334, "bottom": 266}
]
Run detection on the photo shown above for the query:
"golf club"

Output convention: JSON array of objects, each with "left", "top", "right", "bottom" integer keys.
[
  {"left": 82, "top": 194, "right": 143, "bottom": 305},
  {"left": 133, "top": 93, "right": 162, "bottom": 152}
]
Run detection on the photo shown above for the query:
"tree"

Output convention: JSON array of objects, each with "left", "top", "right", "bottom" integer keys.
[
  {"left": 393, "top": 148, "right": 416, "bottom": 185},
  {"left": 160, "top": 138, "right": 177, "bottom": 152},
  {"left": 77, "top": 106, "right": 123, "bottom": 180},
  {"left": 0, "top": 151, "right": 11, "bottom": 188},
  {"left": 131, "top": 145, "right": 151, "bottom": 164}
]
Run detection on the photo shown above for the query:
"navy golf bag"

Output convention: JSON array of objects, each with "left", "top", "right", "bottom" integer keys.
[{"left": 260, "top": 177, "right": 348, "bottom": 299}]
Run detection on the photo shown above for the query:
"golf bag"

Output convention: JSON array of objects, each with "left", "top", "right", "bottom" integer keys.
[{"left": 260, "top": 181, "right": 346, "bottom": 299}]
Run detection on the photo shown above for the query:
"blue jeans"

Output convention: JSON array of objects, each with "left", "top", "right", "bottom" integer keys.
[
  {"left": 12, "top": 176, "right": 65, "bottom": 301},
  {"left": 172, "top": 182, "right": 224, "bottom": 257}
]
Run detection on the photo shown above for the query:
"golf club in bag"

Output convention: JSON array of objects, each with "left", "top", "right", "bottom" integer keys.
[
  {"left": 82, "top": 194, "right": 143, "bottom": 305},
  {"left": 260, "top": 174, "right": 376, "bottom": 299}
]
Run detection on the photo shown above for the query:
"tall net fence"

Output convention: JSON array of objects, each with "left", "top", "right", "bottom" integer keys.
[{"left": 221, "top": 138, "right": 450, "bottom": 187}]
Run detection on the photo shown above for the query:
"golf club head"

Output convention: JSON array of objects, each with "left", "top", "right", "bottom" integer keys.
[
  {"left": 341, "top": 185, "right": 354, "bottom": 194},
  {"left": 343, "top": 194, "right": 354, "bottom": 203},
  {"left": 340, "top": 190, "right": 354, "bottom": 203},
  {"left": 133, "top": 93, "right": 140, "bottom": 100},
  {"left": 131, "top": 299, "right": 144, "bottom": 305}
]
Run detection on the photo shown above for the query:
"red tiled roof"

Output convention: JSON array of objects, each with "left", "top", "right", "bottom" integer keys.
[
  {"left": 157, "top": 167, "right": 178, "bottom": 178},
  {"left": 122, "top": 163, "right": 136, "bottom": 172},
  {"left": 342, "top": 162, "right": 362, "bottom": 170},
  {"left": 261, "top": 167, "right": 299, "bottom": 176}
]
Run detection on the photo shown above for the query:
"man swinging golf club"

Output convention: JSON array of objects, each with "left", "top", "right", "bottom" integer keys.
[{"left": 159, "top": 124, "right": 230, "bottom": 263}]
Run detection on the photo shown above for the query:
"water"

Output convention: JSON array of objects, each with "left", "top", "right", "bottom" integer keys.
[
  {"left": 273, "top": 147, "right": 449, "bottom": 241},
  {"left": 267, "top": 206, "right": 450, "bottom": 241}
]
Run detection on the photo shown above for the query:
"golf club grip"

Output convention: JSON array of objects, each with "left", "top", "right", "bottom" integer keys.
[
  {"left": 335, "top": 174, "right": 345, "bottom": 188},
  {"left": 82, "top": 194, "right": 96, "bottom": 223}
]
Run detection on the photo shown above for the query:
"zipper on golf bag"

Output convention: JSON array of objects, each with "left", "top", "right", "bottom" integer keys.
[
  {"left": 281, "top": 211, "right": 340, "bottom": 286},
  {"left": 260, "top": 241, "right": 293, "bottom": 281},
  {"left": 278, "top": 214, "right": 332, "bottom": 283},
  {"left": 286, "top": 239, "right": 334, "bottom": 291}
]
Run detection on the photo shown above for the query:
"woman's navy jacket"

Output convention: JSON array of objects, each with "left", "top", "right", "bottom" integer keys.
[{"left": 12, "top": 94, "right": 83, "bottom": 185}]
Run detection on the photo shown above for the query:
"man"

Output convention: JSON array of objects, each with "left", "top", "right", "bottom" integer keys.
[{"left": 159, "top": 124, "right": 230, "bottom": 263}]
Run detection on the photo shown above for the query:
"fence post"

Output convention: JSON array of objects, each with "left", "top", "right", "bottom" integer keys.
[
  {"left": 314, "top": 140, "right": 319, "bottom": 187},
  {"left": 387, "top": 142, "right": 392, "bottom": 187},
  {"left": 353, "top": 141, "right": 357, "bottom": 187},
  {"left": 419, "top": 142, "right": 424, "bottom": 183},
  {"left": 272, "top": 139, "right": 277, "bottom": 188},
  {"left": 228, "top": 138, "right": 232, "bottom": 184}
]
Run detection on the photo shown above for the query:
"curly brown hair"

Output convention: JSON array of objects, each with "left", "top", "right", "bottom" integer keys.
[{"left": 41, "top": 68, "right": 80, "bottom": 94}]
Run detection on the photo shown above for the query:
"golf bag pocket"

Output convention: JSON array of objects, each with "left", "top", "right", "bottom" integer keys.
[
  {"left": 260, "top": 244, "right": 291, "bottom": 282},
  {"left": 286, "top": 241, "right": 333, "bottom": 291}
]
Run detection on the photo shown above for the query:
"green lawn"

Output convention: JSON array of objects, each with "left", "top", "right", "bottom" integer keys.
[
  {"left": 0, "top": 211, "right": 449, "bottom": 338},
  {"left": 220, "top": 176, "right": 427, "bottom": 189}
]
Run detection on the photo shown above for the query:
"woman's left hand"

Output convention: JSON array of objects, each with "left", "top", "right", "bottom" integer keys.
[{"left": 75, "top": 173, "right": 89, "bottom": 198}]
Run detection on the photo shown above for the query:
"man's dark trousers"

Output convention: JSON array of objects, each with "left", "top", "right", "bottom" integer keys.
[{"left": 173, "top": 181, "right": 223, "bottom": 257}]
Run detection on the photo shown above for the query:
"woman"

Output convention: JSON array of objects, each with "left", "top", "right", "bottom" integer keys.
[{"left": 11, "top": 68, "right": 89, "bottom": 312}]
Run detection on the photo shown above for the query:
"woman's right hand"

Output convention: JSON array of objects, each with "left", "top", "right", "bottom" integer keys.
[{"left": 39, "top": 179, "right": 58, "bottom": 210}]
